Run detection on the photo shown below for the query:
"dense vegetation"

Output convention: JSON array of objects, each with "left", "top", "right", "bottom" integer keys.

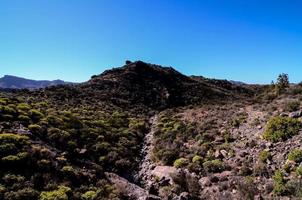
[{"left": 0, "top": 94, "right": 147, "bottom": 199}]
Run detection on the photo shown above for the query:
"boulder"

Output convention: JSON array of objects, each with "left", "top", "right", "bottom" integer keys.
[
  {"left": 105, "top": 172, "right": 160, "bottom": 200},
  {"left": 289, "top": 110, "right": 302, "bottom": 118},
  {"left": 152, "top": 166, "right": 177, "bottom": 184}
]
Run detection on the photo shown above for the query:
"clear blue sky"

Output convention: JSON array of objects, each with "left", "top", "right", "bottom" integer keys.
[{"left": 1, "top": 0, "right": 302, "bottom": 83}]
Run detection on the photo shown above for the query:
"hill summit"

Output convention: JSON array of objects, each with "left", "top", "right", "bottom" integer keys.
[{"left": 81, "top": 61, "right": 251, "bottom": 110}]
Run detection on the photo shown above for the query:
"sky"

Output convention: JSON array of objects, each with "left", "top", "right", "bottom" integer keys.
[{"left": 0, "top": 0, "right": 302, "bottom": 83}]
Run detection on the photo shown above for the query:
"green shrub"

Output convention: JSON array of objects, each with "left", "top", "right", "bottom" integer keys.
[
  {"left": 263, "top": 116, "right": 300, "bottom": 142},
  {"left": 2, "top": 174, "right": 25, "bottom": 186},
  {"left": 173, "top": 158, "right": 188, "bottom": 168},
  {"left": 203, "top": 159, "right": 225, "bottom": 173},
  {"left": 61, "top": 166, "right": 76, "bottom": 175},
  {"left": 0, "top": 134, "right": 29, "bottom": 145},
  {"left": 46, "top": 115, "right": 63, "bottom": 127},
  {"left": 1, "top": 152, "right": 28, "bottom": 163},
  {"left": 259, "top": 150, "right": 271, "bottom": 162},
  {"left": 0, "top": 98, "right": 7, "bottom": 105},
  {"left": 40, "top": 186, "right": 71, "bottom": 200},
  {"left": 288, "top": 149, "right": 302, "bottom": 163},
  {"left": 82, "top": 191, "right": 97, "bottom": 200},
  {"left": 231, "top": 112, "right": 248, "bottom": 127},
  {"left": 28, "top": 124, "right": 42, "bottom": 135},
  {"left": 18, "top": 115, "right": 30, "bottom": 122},
  {"left": 29, "top": 109, "right": 44, "bottom": 122},
  {"left": 0, "top": 106, "right": 16, "bottom": 115},
  {"left": 192, "top": 155, "right": 202, "bottom": 164},
  {"left": 17, "top": 103, "right": 31, "bottom": 112},
  {"left": 273, "top": 170, "right": 287, "bottom": 195},
  {"left": 296, "top": 166, "right": 302, "bottom": 176}
]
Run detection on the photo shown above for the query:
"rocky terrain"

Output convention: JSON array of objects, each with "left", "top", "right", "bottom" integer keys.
[{"left": 0, "top": 61, "right": 302, "bottom": 199}]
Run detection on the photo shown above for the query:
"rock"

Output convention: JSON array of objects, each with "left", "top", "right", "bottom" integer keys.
[
  {"left": 146, "top": 196, "right": 161, "bottom": 200},
  {"left": 220, "top": 150, "right": 228, "bottom": 158},
  {"left": 158, "top": 177, "right": 170, "bottom": 187},
  {"left": 265, "top": 142, "right": 272, "bottom": 148},
  {"left": 199, "top": 177, "right": 211, "bottom": 188},
  {"left": 215, "top": 150, "right": 220, "bottom": 158},
  {"left": 105, "top": 172, "right": 160, "bottom": 200},
  {"left": 152, "top": 166, "right": 177, "bottom": 185},
  {"left": 179, "top": 192, "right": 189, "bottom": 200},
  {"left": 78, "top": 148, "right": 87, "bottom": 154},
  {"left": 280, "top": 112, "right": 289, "bottom": 117},
  {"left": 214, "top": 136, "right": 225, "bottom": 144},
  {"left": 257, "top": 125, "right": 262, "bottom": 130},
  {"left": 289, "top": 110, "right": 302, "bottom": 118},
  {"left": 218, "top": 171, "right": 232, "bottom": 181}
]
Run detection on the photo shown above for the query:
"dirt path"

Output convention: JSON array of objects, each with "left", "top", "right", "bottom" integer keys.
[{"left": 137, "top": 115, "right": 158, "bottom": 189}]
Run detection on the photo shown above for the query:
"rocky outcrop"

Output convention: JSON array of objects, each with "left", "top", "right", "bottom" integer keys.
[{"left": 105, "top": 172, "right": 160, "bottom": 200}]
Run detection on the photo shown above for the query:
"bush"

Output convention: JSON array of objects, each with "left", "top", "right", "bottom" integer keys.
[
  {"left": 263, "top": 116, "right": 300, "bottom": 142},
  {"left": 259, "top": 150, "right": 271, "bottom": 162},
  {"left": 192, "top": 155, "right": 202, "bottom": 164},
  {"left": 173, "top": 158, "right": 188, "bottom": 168},
  {"left": 61, "top": 166, "right": 76, "bottom": 176},
  {"left": 0, "top": 134, "right": 29, "bottom": 145},
  {"left": 296, "top": 166, "right": 302, "bottom": 176},
  {"left": 4, "top": 188, "right": 39, "bottom": 200},
  {"left": 276, "top": 73, "right": 289, "bottom": 94},
  {"left": 288, "top": 149, "right": 302, "bottom": 163},
  {"left": 285, "top": 101, "right": 300, "bottom": 112},
  {"left": 2, "top": 174, "right": 25, "bottom": 186},
  {"left": 273, "top": 170, "right": 287, "bottom": 196},
  {"left": 18, "top": 115, "right": 30, "bottom": 123},
  {"left": 29, "top": 109, "right": 44, "bottom": 122},
  {"left": 28, "top": 124, "right": 42, "bottom": 135},
  {"left": 17, "top": 103, "right": 31, "bottom": 112},
  {"left": 203, "top": 159, "right": 225, "bottom": 173},
  {"left": 40, "top": 186, "right": 71, "bottom": 200},
  {"left": 230, "top": 112, "right": 248, "bottom": 128},
  {"left": 82, "top": 191, "right": 97, "bottom": 200}
]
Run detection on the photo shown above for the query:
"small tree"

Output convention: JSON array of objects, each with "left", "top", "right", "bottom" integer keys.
[{"left": 276, "top": 73, "right": 289, "bottom": 94}]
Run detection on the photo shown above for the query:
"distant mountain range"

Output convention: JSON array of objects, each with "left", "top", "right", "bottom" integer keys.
[{"left": 0, "top": 75, "right": 71, "bottom": 89}]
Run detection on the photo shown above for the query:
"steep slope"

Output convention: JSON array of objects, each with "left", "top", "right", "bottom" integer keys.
[{"left": 0, "top": 75, "right": 71, "bottom": 89}]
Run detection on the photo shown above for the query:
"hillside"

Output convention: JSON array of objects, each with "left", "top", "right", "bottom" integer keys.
[
  {"left": 0, "top": 62, "right": 302, "bottom": 199},
  {"left": 31, "top": 61, "right": 253, "bottom": 113},
  {"left": 0, "top": 75, "right": 70, "bottom": 89}
]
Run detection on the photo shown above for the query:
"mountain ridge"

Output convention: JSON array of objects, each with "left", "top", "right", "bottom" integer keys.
[
  {"left": 35, "top": 61, "right": 253, "bottom": 112},
  {"left": 0, "top": 74, "right": 71, "bottom": 89}
]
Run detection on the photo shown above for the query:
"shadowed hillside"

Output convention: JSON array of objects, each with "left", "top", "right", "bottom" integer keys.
[{"left": 32, "top": 61, "right": 253, "bottom": 112}]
